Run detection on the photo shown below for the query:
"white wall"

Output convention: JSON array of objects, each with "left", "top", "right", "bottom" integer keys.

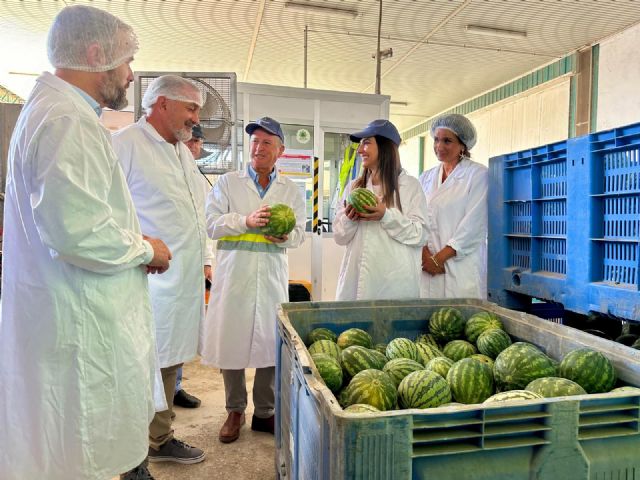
[
  {"left": 597, "top": 21, "right": 640, "bottom": 131},
  {"left": 421, "top": 77, "right": 570, "bottom": 172},
  {"left": 399, "top": 135, "right": 421, "bottom": 178}
]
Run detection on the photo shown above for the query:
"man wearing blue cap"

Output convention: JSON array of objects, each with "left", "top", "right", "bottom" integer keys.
[{"left": 200, "top": 116, "right": 306, "bottom": 443}]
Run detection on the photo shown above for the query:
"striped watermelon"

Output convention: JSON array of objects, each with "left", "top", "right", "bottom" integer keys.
[
  {"left": 525, "top": 377, "right": 586, "bottom": 398},
  {"left": 344, "top": 403, "right": 380, "bottom": 413},
  {"left": 558, "top": 348, "right": 617, "bottom": 393},
  {"left": 307, "top": 327, "right": 337, "bottom": 345},
  {"left": 446, "top": 358, "right": 494, "bottom": 404},
  {"left": 383, "top": 358, "right": 425, "bottom": 387},
  {"left": 470, "top": 354, "right": 494, "bottom": 369},
  {"left": 476, "top": 328, "right": 512, "bottom": 359},
  {"left": 341, "top": 346, "right": 387, "bottom": 377},
  {"left": 415, "top": 333, "right": 440, "bottom": 349},
  {"left": 442, "top": 340, "right": 477, "bottom": 361},
  {"left": 373, "top": 343, "right": 388, "bottom": 355},
  {"left": 429, "top": 307, "right": 466, "bottom": 343},
  {"left": 464, "top": 311, "right": 503, "bottom": 343},
  {"left": 386, "top": 338, "right": 422, "bottom": 363},
  {"left": 398, "top": 370, "right": 451, "bottom": 409},
  {"left": 425, "top": 356, "right": 454, "bottom": 378},
  {"left": 261, "top": 203, "right": 296, "bottom": 237},
  {"left": 347, "top": 187, "right": 378, "bottom": 213},
  {"left": 494, "top": 343, "right": 557, "bottom": 391},
  {"left": 311, "top": 353, "right": 343, "bottom": 392},
  {"left": 484, "top": 390, "right": 543, "bottom": 403},
  {"left": 415, "top": 342, "right": 444, "bottom": 366},
  {"left": 308, "top": 339, "right": 341, "bottom": 363},
  {"left": 342, "top": 369, "right": 397, "bottom": 411},
  {"left": 337, "top": 328, "right": 373, "bottom": 349}
]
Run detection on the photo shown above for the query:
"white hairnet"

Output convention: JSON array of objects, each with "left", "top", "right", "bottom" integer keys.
[
  {"left": 47, "top": 5, "right": 138, "bottom": 73},
  {"left": 141, "top": 75, "right": 204, "bottom": 112},
  {"left": 430, "top": 113, "right": 477, "bottom": 150}
]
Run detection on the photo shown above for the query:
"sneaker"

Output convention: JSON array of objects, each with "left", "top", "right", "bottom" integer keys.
[
  {"left": 173, "top": 389, "right": 201, "bottom": 408},
  {"left": 148, "top": 438, "right": 206, "bottom": 464},
  {"left": 120, "top": 460, "right": 155, "bottom": 480}
]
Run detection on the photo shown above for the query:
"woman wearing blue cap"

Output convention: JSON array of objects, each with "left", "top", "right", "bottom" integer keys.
[
  {"left": 333, "top": 119, "right": 429, "bottom": 300},
  {"left": 419, "top": 113, "right": 488, "bottom": 299}
]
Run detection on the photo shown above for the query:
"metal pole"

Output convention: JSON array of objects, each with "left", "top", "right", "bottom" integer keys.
[
  {"left": 375, "top": 0, "right": 382, "bottom": 94},
  {"left": 304, "top": 25, "right": 308, "bottom": 88}
]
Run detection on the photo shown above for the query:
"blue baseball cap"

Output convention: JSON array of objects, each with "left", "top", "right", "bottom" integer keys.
[
  {"left": 191, "top": 124, "right": 205, "bottom": 139},
  {"left": 245, "top": 116, "right": 284, "bottom": 142},
  {"left": 350, "top": 119, "right": 401, "bottom": 146}
]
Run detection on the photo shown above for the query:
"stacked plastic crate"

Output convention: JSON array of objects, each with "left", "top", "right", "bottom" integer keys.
[{"left": 488, "top": 122, "right": 640, "bottom": 321}]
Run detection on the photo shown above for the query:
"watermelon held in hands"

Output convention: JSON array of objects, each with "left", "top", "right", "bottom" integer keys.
[
  {"left": 347, "top": 188, "right": 378, "bottom": 213},
  {"left": 261, "top": 203, "right": 296, "bottom": 237}
]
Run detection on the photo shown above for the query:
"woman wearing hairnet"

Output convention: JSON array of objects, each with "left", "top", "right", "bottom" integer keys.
[
  {"left": 420, "top": 113, "right": 488, "bottom": 299},
  {"left": 334, "top": 119, "right": 428, "bottom": 300}
]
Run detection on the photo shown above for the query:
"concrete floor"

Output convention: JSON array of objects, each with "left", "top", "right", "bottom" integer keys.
[{"left": 147, "top": 360, "right": 277, "bottom": 480}]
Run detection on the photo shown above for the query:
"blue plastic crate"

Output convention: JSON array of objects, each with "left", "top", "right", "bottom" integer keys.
[
  {"left": 489, "top": 122, "right": 640, "bottom": 320},
  {"left": 276, "top": 299, "right": 640, "bottom": 480}
]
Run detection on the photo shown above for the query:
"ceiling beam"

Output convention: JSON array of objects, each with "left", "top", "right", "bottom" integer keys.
[
  {"left": 243, "top": 0, "right": 267, "bottom": 82},
  {"left": 361, "top": 0, "right": 472, "bottom": 93}
]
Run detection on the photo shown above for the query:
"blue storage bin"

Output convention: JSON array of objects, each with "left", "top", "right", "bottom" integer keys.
[
  {"left": 276, "top": 299, "right": 640, "bottom": 480},
  {"left": 488, "top": 122, "right": 640, "bottom": 320}
]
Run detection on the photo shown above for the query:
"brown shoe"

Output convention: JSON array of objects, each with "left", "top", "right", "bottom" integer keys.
[{"left": 219, "top": 411, "right": 245, "bottom": 443}]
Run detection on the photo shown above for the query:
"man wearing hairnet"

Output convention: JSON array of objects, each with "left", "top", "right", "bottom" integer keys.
[
  {"left": 112, "top": 75, "right": 209, "bottom": 468},
  {"left": 0, "top": 6, "right": 172, "bottom": 480}
]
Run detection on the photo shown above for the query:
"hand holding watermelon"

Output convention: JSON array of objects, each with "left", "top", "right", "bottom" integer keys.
[
  {"left": 260, "top": 203, "right": 297, "bottom": 239},
  {"left": 345, "top": 187, "right": 385, "bottom": 221}
]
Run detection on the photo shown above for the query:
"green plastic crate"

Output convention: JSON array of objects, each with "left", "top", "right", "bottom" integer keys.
[{"left": 275, "top": 298, "right": 640, "bottom": 480}]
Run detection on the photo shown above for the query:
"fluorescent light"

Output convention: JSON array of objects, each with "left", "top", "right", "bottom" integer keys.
[
  {"left": 466, "top": 25, "right": 527, "bottom": 39},
  {"left": 390, "top": 101, "right": 408, "bottom": 107},
  {"left": 284, "top": 0, "right": 358, "bottom": 18}
]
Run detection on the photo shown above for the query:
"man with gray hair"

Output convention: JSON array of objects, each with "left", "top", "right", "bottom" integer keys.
[
  {"left": 112, "top": 74, "right": 209, "bottom": 469},
  {"left": 0, "top": 5, "right": 171, "bottom": 480}
]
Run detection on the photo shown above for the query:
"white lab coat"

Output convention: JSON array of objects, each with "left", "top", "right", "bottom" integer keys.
[
  {"left": 419, "top": 158, "right": 488, "bottom": 299},
  {"left": 200, "top": 169, "right": 306, "bottom": 369},
  {"left": 333, "top": 170, "right": 429, "bottom": 300},
  {"left": 0, "top": 72, "right": 156, "bottom": 480},
  {"left": 112, "top": 117, "right": 208, "bottom": 368}
]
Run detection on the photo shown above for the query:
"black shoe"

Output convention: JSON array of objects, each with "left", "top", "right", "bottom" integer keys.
[
  {"left": 174, "top": 389, "right": 201, "bottom": 408},
  {"left": 251, "top": 414, "right": 274, "bottom": 434},
  {"left": 120, "top": 460, "right": 155, "bottom": 480},
  {"left": 148, "top": 438, "right": 206, "bottom": 464}
]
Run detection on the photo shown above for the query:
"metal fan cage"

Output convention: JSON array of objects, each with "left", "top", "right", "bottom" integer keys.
[{"left": 134, "top": 72, "right": 238, "bottom": 174}]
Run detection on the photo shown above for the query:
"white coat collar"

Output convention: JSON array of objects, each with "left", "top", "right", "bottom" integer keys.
[
  {"left": 444, "top": 157, "right": 472, "bottom": 180},
  {"left": 37, "top": 72, "right": 101, "bottom": 121},
  {"left": 137, "top": 116, "right": 172, "bottom": 144}
]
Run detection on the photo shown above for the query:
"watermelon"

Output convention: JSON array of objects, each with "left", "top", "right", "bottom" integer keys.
[
  {"left": 442, "top": 340, "right": 477, "bottom": 361},
  {"left": 446, "top": 358, "right": 494, "bottom": 404},
  {"left": 484, "top": 390, "right": 543, "bottom": 403},
  {"left": 342, "top": 369, "right": 397, "bottom": 411},
  {"left": 337, "top": 328, "right": 373, "bottom": 349},
  {"left": 261, "top": 203, "right": 296, "bottom": 237},
  {"left": 373, "top": 343, "right": 388, "bottom": 355},
  {"left": 429, "top": 307, "right": 466, "bottom": 343},
  {"left": 494, "top": 343, "right": 557, "bottom": 391},
  {"left": 464, "top": 311, "right": 503, "bottom": 343},
  {"left": 398, "top": 370, "right": 451, "bottom": 409},
  {"left": 383, "top": 358, "right": 425, "bottom": 387},
  {"left": 415, "top": 342, "right": 444, "bottom": 366},
  {"left": 344, "top": 403, "right": 380, "bottom": 413},
  {"left": 632, "top": 338, "right": 640, "bottom": 350},
  {"left": 347, "top": 187, "right": 378, "bottom": 214},
  {"left": 311, "top": 353, "right": 343, "bottom": 392},
  {"left": 341, "top": 346, "right": 386, "bottom": 377},
  {"left": 415, "top": 333, "right": 440, "bottom": 349},
  {"left": 610, "top": 386, "right": 640, "bottom": 394},
  {"left": 308, "top": 339, "right": 341, "bottom": 363},
  {"left": 615, "top": 334, "right": 639, "bottom": 346},
  {"left": 386, "top": 338, "right": 422, "bottom": 363},
  {"left": 307, "top": 327, "right": 337, "bottom": 345},
  {"left": 558, "top": 348, "right": 617, "bottom": 393},
  {"left": 525, "top": 377, "right": 586, "bottom": 398},
  {"left": 470, "top": 354, "right": 494, "bottom": 369},
  {"left": 425, "top": 356, "right": 454, "bottom": 379},
  {"left": 476, "top": 328, "right": 512, "bottom": 359}
]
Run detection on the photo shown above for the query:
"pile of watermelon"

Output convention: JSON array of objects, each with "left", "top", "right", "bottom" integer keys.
[{"left": 304, "top": 308, "right": 637, "bottom": 412}]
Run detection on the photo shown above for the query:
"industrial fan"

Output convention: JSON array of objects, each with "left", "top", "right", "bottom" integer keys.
[{"left": 134, "top": 72, "right": 238, "bottom": 174}]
